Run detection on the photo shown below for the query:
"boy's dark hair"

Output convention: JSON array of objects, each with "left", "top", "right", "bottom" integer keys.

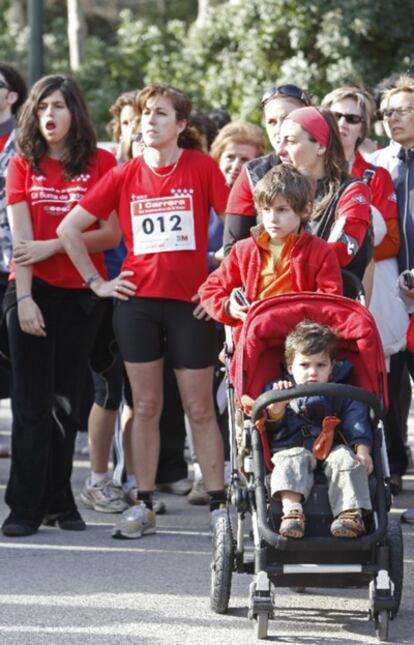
[
  {"left": 285, "top": 320, "right": 337, "bottom": 369},
  {"left": 16, "top": 74, "right": 96, "bottom": 179},
  {"left": 253, "top": 164, "right": 313, "bottom": 223},
  {"left": 0, "top": 62, "right": 27, "bottom": 115}
]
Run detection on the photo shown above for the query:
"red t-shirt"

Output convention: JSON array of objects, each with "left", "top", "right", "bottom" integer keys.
[
  {"left": 0, "top": 133, "right": 9, "bottom": 153},
  {"left": 80, "top": 149, "right": 230, "bottom": 302},
  {"left": 6, "top": 148, "right": 116, "bottom": 288},
  {"left": 225, "top": 166, "right": 256, "bottom": 216}
]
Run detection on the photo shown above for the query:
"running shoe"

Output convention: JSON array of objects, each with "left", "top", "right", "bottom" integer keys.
[
  {"left": 112, "top": 502, "right": 156, "bottom": 539},
  {"left": 80, "top": 476, "right": 128, "bottom": 513},
  {"left": 187, "top": 479, "right": 209, "bottom": 505},
  {"left": 156, "top": 477, "right": 192, "bottom": 495}
]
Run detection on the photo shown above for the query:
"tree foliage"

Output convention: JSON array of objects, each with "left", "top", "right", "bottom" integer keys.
[{"left": 1, "top": 0, "right": 414, "bottom": 136}]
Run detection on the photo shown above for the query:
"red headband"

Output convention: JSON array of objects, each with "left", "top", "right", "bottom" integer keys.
[{"left": 287, "top": 106, "right": 331, "bottom": 148}]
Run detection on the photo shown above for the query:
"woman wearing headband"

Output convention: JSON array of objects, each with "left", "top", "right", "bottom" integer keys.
[
  {"left": 223, "top": 84, "right": 311, "bottom": 253},
  {"left": 276, "top": 106, "right": 371, "bottom": 279}
]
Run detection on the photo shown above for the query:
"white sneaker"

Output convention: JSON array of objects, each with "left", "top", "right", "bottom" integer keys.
[
  {"left": 80, "top": 476, "right": 128, "bottom": 513},
  {"left": 156, "top": 477, "right": 192, "bottom": 495},
  {"left": 187, "top": 479, "right": 209, "bottom": 505},
  {"left": 112, "top": 502, "right": 156, "bottom": 539}
]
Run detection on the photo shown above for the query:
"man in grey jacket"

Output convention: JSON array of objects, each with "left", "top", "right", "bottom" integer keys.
[{"left": 370, "top": 76, "right": 414, "bottom": 523}]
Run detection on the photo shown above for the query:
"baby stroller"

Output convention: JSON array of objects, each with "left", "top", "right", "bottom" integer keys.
[{"left": 210, "top": 292, "right": 403, "bottom": 641}]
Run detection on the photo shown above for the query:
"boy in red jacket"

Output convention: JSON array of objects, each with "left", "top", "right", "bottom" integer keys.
[{"left": 199, "top": 164, "right": 342, "bottom": 334}]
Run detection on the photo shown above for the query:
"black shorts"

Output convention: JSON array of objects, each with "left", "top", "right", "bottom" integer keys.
[
  {"left": 91, "top": 354, "right": 133, "bottom": 410},
  {"left": 113, "top": 297, "right": 217, "bottom": 369}
]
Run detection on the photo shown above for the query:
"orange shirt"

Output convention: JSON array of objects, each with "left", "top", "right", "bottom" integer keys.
[{"left": 256, "top": 230, "right": 301, "bottom": 299}]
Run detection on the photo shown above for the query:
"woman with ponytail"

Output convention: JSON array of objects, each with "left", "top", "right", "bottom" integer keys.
[
  {"left": 58, "top": 84, "right": 229, "bottom": 540},
  {"left": 277, "top": 106, "right": 371, "bottom": 280}
]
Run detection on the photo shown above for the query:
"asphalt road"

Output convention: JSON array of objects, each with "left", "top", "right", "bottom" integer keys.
[{"left": 0, "top": 399, "right": 413, "bottom": 645}]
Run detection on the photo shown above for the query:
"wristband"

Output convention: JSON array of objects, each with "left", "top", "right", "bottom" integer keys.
[
  {"left": 16, "top": 293, "right": 32, "bottom": 304},
  {"left": 85, "top": 272, "right": 101, "bottom": 287}
]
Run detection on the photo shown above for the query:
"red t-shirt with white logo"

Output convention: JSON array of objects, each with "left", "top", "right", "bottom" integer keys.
[
  {"left": 80, "top": 149, "right": 229, "bottom": 302},
  {"left": 6, "top": 148, "right": 116, "bottom": 288}
]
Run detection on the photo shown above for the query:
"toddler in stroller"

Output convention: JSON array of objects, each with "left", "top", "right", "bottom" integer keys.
[
  {"left": 265, "top": 319, "right": 373, "bottom": 540},
  {"left": 209, "top": 292, "right": 403, "bottom": 642}
]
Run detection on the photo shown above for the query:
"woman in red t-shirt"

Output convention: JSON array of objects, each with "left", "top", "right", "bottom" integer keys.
[
  {"left": 58, "top": 84, "right": 230, "bottom": 539},
  {"left": 2, "top": 75, "right": 119, "bottom": 537}
]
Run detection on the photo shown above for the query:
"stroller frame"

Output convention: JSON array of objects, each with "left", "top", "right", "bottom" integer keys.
[{"left": 210, "top": 294, "right": 403, "bottom": 642}]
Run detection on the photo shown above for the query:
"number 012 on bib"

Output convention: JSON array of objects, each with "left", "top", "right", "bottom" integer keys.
[{"left": 131, "top": 195, "right": 196, "bottom": 255}]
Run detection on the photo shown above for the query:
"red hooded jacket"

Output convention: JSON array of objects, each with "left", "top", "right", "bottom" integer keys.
[{"left": 199, "top": 226, "right": 342, "bottom": 328}]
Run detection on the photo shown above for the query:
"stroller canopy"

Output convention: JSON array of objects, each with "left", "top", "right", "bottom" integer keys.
[{"left": 231, "top": 292, "right": 388, "bottom": 411}]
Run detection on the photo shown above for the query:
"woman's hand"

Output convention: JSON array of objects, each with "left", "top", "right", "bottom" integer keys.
[
  {"left": 13, "top": 239, "right": 61, "bottom": 265},
  {"left": 192, "top": 293, "right": 211, "bottom": 320},
  {"left": 91, "top": 271, "right": 136, "bottom": 301},
  {"left": 17, "top": 298, "right": 46, "bottom": 337},
  {"left": 227, "top": 288, "right": 250, "bottom": 321}
]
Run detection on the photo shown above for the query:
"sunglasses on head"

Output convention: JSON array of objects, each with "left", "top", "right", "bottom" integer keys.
[
  {"left": 331, "top": 111, "right": 364, "bottom": 125},
  {"left": 261, "top": 84, "right": 310, "bottom": 106},
  {"left": 0, "top": 80, "right": 10, "bottom": 90}
]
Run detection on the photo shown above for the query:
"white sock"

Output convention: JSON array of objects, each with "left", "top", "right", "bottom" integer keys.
[
  {"left": 282, "top": 500, "right": 303, "bottom": 515},
  {"left": 91, "top": 471, "right": 109, "bottom": 486},
  {"left": 193, "top": 462, "right": 202, "bottom": 482},
  {"left": 122, "top": 474, "right": 137, "bottom": 492}
]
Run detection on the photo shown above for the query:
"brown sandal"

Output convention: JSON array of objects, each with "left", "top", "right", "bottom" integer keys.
[
  {"left": 279, "top": 509, "right": 305, "bottom": 539},
  {"left": 331, "top": 510, "right": 366, "bottom": 538}
]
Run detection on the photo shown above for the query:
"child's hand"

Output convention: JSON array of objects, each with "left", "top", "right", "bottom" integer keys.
[
  {"left": 227, "top": 288, "right": 250, "bottom": 321},
  {"left": 355, "top": 444, "right": 374, "bottom": 475},
  {"left": 266, "top": 381, "right": 292, "bottom": 420}
]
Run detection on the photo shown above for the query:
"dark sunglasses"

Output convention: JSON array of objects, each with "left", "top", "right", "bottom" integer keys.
[
  {"left": 261, "top": 84, "right": 310, "bottom": 106},
  {"left": 0, "top": 80, "right": 10, "bottom": 90},
  {"left": 331, "top": 111, "right": 364, "bottom": 125}
]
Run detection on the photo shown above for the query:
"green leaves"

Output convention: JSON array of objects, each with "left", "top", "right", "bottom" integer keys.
[{"left": 2, "top": 0, "right": 414, "bottom": 137}]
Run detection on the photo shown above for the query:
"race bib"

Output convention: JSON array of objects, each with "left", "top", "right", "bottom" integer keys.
[{"left": 131, "top": 195, "right": 196, "bottom": 255}]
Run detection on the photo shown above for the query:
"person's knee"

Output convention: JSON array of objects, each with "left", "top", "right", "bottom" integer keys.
[
  {"left": 185, "top": 398, "right": 216, "bottom": 428},
  {"left": 133, "top": 398, "right": 160, "bottom": 421},
  {"left": 326, "top": 446, "right": 359, "bottom": 471}
]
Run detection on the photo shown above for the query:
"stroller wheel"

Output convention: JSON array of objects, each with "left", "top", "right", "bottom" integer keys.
[
  {"left": 374, "top": 610, "right": 389, "bottom": 642},
  {"left": 386, "top": 519, "right": 404, "bottom": 618},
  {"left": 210, "top": 512, "right": 233, "bottom": 614},
  {"left": 254, "top": 612, "right": 269, "bottom": 640}
]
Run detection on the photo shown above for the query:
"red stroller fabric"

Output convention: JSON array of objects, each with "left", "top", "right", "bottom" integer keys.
[{"left": 231, "top": 293, "right": 388, "bottom": 470}]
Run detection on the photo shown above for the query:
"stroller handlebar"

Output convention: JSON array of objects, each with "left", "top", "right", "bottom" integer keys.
[{"left": 251, "top": 382, "right": 383, "bottom": 425}]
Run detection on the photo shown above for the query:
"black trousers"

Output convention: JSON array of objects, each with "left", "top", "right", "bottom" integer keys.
[
  {"left": 384, "top": 350, "right": 413, "bottom": 476},
  {"left": 5, "top": 288, "right": 104, "bottom": 525}
]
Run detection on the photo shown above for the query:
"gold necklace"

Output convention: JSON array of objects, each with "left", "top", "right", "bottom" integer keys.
[{"left": 144, "top": 152, "right": 181, "bottom": 178}]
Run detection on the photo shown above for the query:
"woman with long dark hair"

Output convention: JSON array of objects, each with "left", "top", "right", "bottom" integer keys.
[
  {"left": 58, "top": 84, "right": 230, "bottom": 539},
  {"left": 276, "top": 106, "right": 371, "bottom": 279},
  {"left": 2, "top": 75, "right": 120, "bottom": 537}
]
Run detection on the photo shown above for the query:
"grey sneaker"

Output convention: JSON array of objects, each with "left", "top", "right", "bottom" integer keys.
[
  {"left": 80, "top": 476, "right": 128, "bottom": 513},
  {"left": 188, "top": 479, "right": 209, "bottom": 505},
  {"left": 112, "top": 502, "right": 156, "bottom": 539},
  {"left": 124, "top": 488, "right": 166, "bottom": 515}
]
